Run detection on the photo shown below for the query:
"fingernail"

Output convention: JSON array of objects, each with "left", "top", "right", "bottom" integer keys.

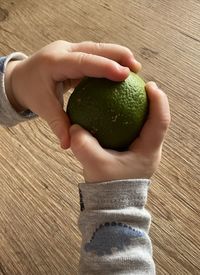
[
  {"left": 70, "top": 124, "right": 81, "bottom": 134},
  {"left": 122, "top": 66, "right": 130, "bottom": 74},
  {"left": 116, "top": 66, "right": 130, "bottom": 79},
  {"left": 148, "top": 81, "right": 158, "bottom": 89},
  {"left": 128, "top": 57, "right": 142, "bottom": 73},
  {"left": 132, "top": 59, "right": 142, "bottom": 68},
  {"left": 61, "top": 136, "right": 70, "bottom": 149},
  {"left": 61, "top": 143, "right": 68, "bottom": 150},
  {"left": 117, "top": 64, "right": 129, "bottom": 73}
]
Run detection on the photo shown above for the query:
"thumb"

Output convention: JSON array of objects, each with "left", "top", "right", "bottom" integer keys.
[
  {"left": 46, "top": 109, "right": 71, "bottom": 149},
  {"left": 70, "top": 124, "right": 106, "bottom": 167},
  {"left": 40, "top": 82, "right": 70, "bottom": 149}
]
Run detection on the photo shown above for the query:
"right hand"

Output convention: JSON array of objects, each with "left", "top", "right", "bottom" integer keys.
[{"left": 70, "top": 82, "right": 171, "bottom": 183}]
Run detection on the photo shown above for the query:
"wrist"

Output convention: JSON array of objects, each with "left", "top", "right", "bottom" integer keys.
[
  {"left": 82, "top": 160, "right": 154, "bottom": 183},
  {"left": 5, "top": 60, "right": 26, "bottom": 112},
  {"left": 79, "top": 179, "right": 150, "bottom": 209}
]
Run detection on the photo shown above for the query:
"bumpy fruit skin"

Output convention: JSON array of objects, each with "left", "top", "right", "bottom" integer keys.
[{"left": 67, "top": 72, "right": 148, "bottom": 151}]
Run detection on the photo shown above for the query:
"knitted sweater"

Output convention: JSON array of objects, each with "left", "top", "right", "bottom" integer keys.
[{"left": 0, "top": 53, "right": 155, "bottom": 275}]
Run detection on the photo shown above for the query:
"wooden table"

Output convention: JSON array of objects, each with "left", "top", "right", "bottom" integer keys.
[{"left": 0, "top": 0, "right": 199, "bottom": 274}]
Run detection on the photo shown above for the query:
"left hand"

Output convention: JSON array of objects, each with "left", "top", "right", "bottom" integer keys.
[{"left": 5, "top": 40, "right": 141, "bottom": 149}]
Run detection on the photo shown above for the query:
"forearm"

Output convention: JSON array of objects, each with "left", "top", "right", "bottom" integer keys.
[{"left": 78, "top": 179, "right": 155, "bottom": 275}]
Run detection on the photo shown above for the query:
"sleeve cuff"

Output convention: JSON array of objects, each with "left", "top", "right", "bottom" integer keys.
[
  {"left": 79, "top": 179, "right": 150, "bottom": 211},
  {"left": 0, "top": 52, "right": 37, "bottom": 127}
]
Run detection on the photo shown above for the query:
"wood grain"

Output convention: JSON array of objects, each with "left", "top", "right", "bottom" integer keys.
[{"left": 0, "top": 0, "right": 199, "bottom": 274}]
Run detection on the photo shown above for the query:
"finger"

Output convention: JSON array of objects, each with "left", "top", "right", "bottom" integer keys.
[
  {"left": 70, "top": 41, "right": 141, "bottom": 72},
  {"left": 51, "top": 83, "right": 70, "bottom": 149},
  {"left": 55, "top": 82, "right": 64, "bottom": 106},
  {"left": 47, "top": 105, "right": 71, "bottom": 149},
  {"left": 54, "top": 52, "right": 130, "bottom": 81},
  {"left": 70, "top": 124, "right": 108, "bottom": 168},
  {"left": 43, "top": 102, "right": 70, "bottom": 149},
  {"left": 37, "top": 92, "right": 70, "bottom": 149},
  {"left": 130, "top": 82, "right": 171, "bottom": 154}
]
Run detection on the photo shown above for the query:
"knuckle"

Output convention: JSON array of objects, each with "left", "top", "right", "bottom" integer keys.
[
  {"left": 52, "top": 40, "right": 71, "bottom": 49},
  {"left": 158, "top": 91, "right": 171, "bottom": 128},
  {"left": 37, "top": 41, "right": 70, "bottom": 67},
  {"left": 160, "top": 114, "right": 171, "bottom": 130},
  {"left": 38, "top": 51, "right": 57, "bottom": 68},
  {"left": 54, "top": 39, "right": 66, "bottom": 44},
  {"left": 82, "top": 41, "right": 105, "bottom": 51},
  {"left": 122, "top": 45, "right": 133, "bottom": 56},
  {"left": 48, "top": 117, "right": 61, "bottom": 132},
  {"left": 80, "top": 40, "right": 93, "bottom": 45},
  {"left": 77, "top": 52, "right": 88, "bottom": 65},
  {"left": 95, "top": 42, "right": 105, "bottom": 51},
  {"left": 116, "top": 44, "right": 134, "bottom": 59}
]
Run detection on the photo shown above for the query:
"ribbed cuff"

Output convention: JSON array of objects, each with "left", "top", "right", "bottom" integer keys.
[
  {"left": 79, "top": 179, "right": 150, "bottom": 210},
  {"left": 0, "top": 52, "right": 37, "bottom": 127}
]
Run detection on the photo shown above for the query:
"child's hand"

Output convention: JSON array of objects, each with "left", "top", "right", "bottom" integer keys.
[
  {"left": 5, "top": 41, "right": 141, "bottom": 149},
  {"left": 70, "top": 82, "right": 170, "bottom": 182}
]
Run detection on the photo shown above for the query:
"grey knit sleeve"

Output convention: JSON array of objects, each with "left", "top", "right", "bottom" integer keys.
[
  {"left": 78, "top": 179, "right": 155, "bottom": 275},
  {"left": 0, "top": 53, "right": 37, "bottom": 127}
]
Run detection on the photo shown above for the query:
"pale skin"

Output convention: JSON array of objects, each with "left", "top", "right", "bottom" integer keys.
[
  {"left": 5, "top": 40, "right": 171, "bottom": 182},
  {"left": 70, "top": 82, "right": 170, "bottom": 182},
  {"left": 5, "top": 40, "right": 141, "bottom": 149}
]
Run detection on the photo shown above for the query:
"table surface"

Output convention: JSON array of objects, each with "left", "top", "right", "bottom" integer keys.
[{"left": 0, "top": 1, "right": 200, "bottom": 274}]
